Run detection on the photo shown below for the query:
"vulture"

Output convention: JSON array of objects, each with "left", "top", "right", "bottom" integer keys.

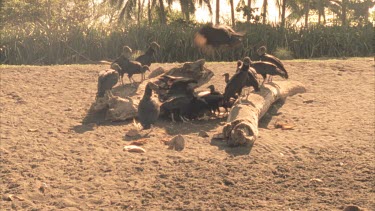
[
  {"left": 161, "top": 87, "right": 210, "bottom": 122},
  {"left": 112, "top": 60, "right": 150, "bottom": 85},
  {"left": 257, "top": 46, "right": 289, "bottom": 79},
  {"left": 250, "top": 60, "right": 287, "bottom": 85},
  {"left": 194, "top": 24, "right": 244, "bottom": 52},
  {"left": 235, "top": 60, "right": 242, "bottom": 73},
  {"left": 161, "top": 76, "right": 197, "bottom": 101},
  {"left": 138, "top": 82, "right": 160, "bottom": 129},
  {"left": 111, "top": 45, "right": 132, "bottom": 84},
  {"left": 160, "top": 87, "right": 194, "bottom": 122},
  {"left": 184, "top": 95, "right": 211, "bottom": 120},
  {"left": 223, "top": 57, "right": 253, "bottom": 103},
  {"left": 124, "top": 61, "right": 150, "bottom": 84},
  {"left": 135, "top": 42, "right": 160, "bottom": 67},
  {"left": 222, "top": 73, "right": 230, "bottom": 84},
  {"left": 96, "top": 69, "right": 119, "bottom": 99},
  {"left": 201, "top": 85, "right": 224, "bottom": 115}
]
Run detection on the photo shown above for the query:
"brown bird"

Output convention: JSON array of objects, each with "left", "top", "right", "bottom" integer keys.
[
  {"left": 135, "top": 42, "right": 160, "bottom": 67},
  {"left": 250, "top": 60, "right": 287, "bottom": 85},
  {"left": 257, "top": 46, "right": 289, "bottom": 79},
  {"left": 194, "top": 23, "right": 244, "bottom": 54}
]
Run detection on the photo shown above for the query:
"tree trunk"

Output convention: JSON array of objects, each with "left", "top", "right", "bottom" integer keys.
[
  {"left": 89, "top": 59, "right": 214, "bottom": 122},
  {"left": 158, "top": 0, "right": 166, "bottom": 24},
  {"left": 262, "top": 0, "right": 268, "bottom": 24},
  {"left": 341, "top": 0, "right": 347, "bottom": 26},
  {"left": 230, "top": 0, "right": 235, "bottom": 27},
  {"left": 222, "top": 81, "right": 306, "bottom": 147},
  {"left": 148, "top": 0, "right": 152, "bottom": 25},
  {"left": 247, "top": 0, "right": 252, "bottom": 22},
  {"left": 281, "top": 0, "right": 286, "bottom": 28},
  {"left": 304, "top": 0, "right": 309, "bottom": 28},
  {"left": 215, "top": 0, "right": 220, "bottom": 25}
]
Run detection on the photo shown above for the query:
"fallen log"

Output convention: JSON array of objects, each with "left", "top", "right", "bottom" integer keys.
[
  {"left": 88, "top": 59, "right": 214, "bottom": 122},
  {"left": 222, "top": 81, "right": 306, "bottom": 147}
]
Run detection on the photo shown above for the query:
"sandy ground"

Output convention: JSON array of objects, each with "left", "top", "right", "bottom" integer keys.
[{"left": 0, "top": 58, "right": 374, "bottom": 210}]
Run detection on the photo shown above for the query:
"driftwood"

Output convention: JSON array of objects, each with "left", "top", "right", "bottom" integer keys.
[
  {"left": 223, "top": 81, "right": 306, "bottom": 147},
  {"left": 89, "top": 59, "right": 214, "bottom": 121}
]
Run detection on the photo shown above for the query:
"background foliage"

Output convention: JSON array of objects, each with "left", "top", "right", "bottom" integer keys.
[{"left": 0, "top": 0, "right": 373, "bottom": 65}]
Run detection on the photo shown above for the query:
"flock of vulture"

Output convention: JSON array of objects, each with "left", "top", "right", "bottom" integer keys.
[{"left": 97, "top": 24, "right": 289, "bottom": 130}]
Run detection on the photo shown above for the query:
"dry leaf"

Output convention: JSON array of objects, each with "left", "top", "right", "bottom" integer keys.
[
  {"left": 124, "top": 145, "right": 146, "bottom": 153},
  {"left": 310, "top": 178, "right": 323, "bottom": 183},
  {"left": 274, "top": 121, "right": 295, "bottom": 130},
  {"left": 281, "top": 124, "right": 295, "bottom": 130}
]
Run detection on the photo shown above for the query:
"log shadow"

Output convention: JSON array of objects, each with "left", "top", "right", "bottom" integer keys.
[
  {"left": 210, "top": 139, "right": 253, "bottom": 156},
  {"left": 162, "top": 116, "right": 227, "bottom": 136},
  {"left": 259, "top": 98, "right": 286, "bottom": 129},
  {"left": 78, "top": 83, "right": 141, "bottom": 127}
]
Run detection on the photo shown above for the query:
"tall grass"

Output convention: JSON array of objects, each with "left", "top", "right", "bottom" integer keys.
[{"left": 1, "top": 22, "right": 373, "bottom": 65}]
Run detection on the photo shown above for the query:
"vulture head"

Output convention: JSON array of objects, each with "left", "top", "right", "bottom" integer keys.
[
  {"left": 122, "top": 45, "right": 133, "bottom": 58},
  {"left": 257, "top": 46, "right": 267, "bottom": 56}
]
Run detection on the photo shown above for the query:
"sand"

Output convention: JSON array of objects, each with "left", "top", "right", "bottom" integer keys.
[{"left": 0, "top": 58, "right": 374, "bottom": 210}]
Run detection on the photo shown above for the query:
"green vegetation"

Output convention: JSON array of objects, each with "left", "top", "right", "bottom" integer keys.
[{"left": 0, "top": 0, "right": 373, "bottom": 65}]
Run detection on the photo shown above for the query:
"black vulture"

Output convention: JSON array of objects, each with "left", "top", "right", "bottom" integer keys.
[
  {"left": 236, "top": 60, "right": 242, "bottom": 73},
  {"left": 222, "top": 73, "right": 230, "bottom": 84},
  {"left": 194, "top": 24, "right": 243, "bottom": 53},
  {"left": 111, "top": 46, "right": 133, "bottom": 84},
  {"left": 257, "top": 46, "right": 289, "bottom": 79},
  {"left": 250, "top": 61, "right": 287, "bottom": 85},
  {"left": 138, "top": 82, "right": 160, "bottom": 129},
  {"left": 161, "top": 87, "right": 210, "bottom": 122},
  {"left": 245, "top": 67, "right": 260, "bottom": 94},
  {"left": 201, "top": 85, "right": 224, "bottom": 115},
  {"left": 125, "top": 61, "right": 150, "bottom": 84},
  {"left": 135, "top": 42, "right": 160, "bottom": 67},
  {"left": 223, "top": 57, "right": 253, "bottom": 103},
  {"left": 183, "top": 96, "right": 211, "bottom": 120},
  {"left": 219, "top": 98, "right": 235, "bottom": 114},
  {"left": 161, "top": 77, "right": 197, "bottom": 101},
  {"left": 96, "top": 69, "right": 119, "bottom": 99},
  {"left": 113, "top": 60, "right": 150, "bottom": 85},
  {"left": 160, "top": 88, "right": 194, "bottom": 122}
]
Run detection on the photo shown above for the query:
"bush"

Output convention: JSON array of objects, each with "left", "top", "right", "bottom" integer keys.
[{"left": 274, "top": 47, "right": 294, "bottom": 60}]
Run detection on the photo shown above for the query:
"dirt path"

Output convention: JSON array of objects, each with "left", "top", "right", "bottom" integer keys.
[{"left": 1, "top": 58, "right": 374, "bottom": 210}]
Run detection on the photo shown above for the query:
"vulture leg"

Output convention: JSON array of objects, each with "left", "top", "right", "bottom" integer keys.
[
  {"left": 180, "top": 115, "right": 189, "bottom": 123},
  {"left": 171, "top": 113, "right": 176, "bottom": 123},
  {"left": 120, "top": 76, "right": 124, "bottom": 86},
  {"left": 261, "top": 77, "right": 266, "bottom": 86}
]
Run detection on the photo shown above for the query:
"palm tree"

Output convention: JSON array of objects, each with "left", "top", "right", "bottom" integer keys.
[
  {"left": 172, "top": 0, "right": 212, "bottom": 22},
  {"left": 215, "top": 0, "right": 220, "bottom": 24},
  {"left": 286, "top": 0, "right": 311, "bottom": 27},
  {"left": 327, "top": 0, "right": 349, "bottom": 26},
  {"left": 236, "top": 0, "right": 257, "bottom": 22},
  {"left": 276, "top": 0, "right": 287, "bottom": 28},
  {"left": 108, "top": 0, "right": 167, "bottom": 24},
  {"left": 229, "top": 0, "right": 235, "bottom": 26},
  {"left": 261, "top": 0, "right": 268, "bottom": 24}
]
